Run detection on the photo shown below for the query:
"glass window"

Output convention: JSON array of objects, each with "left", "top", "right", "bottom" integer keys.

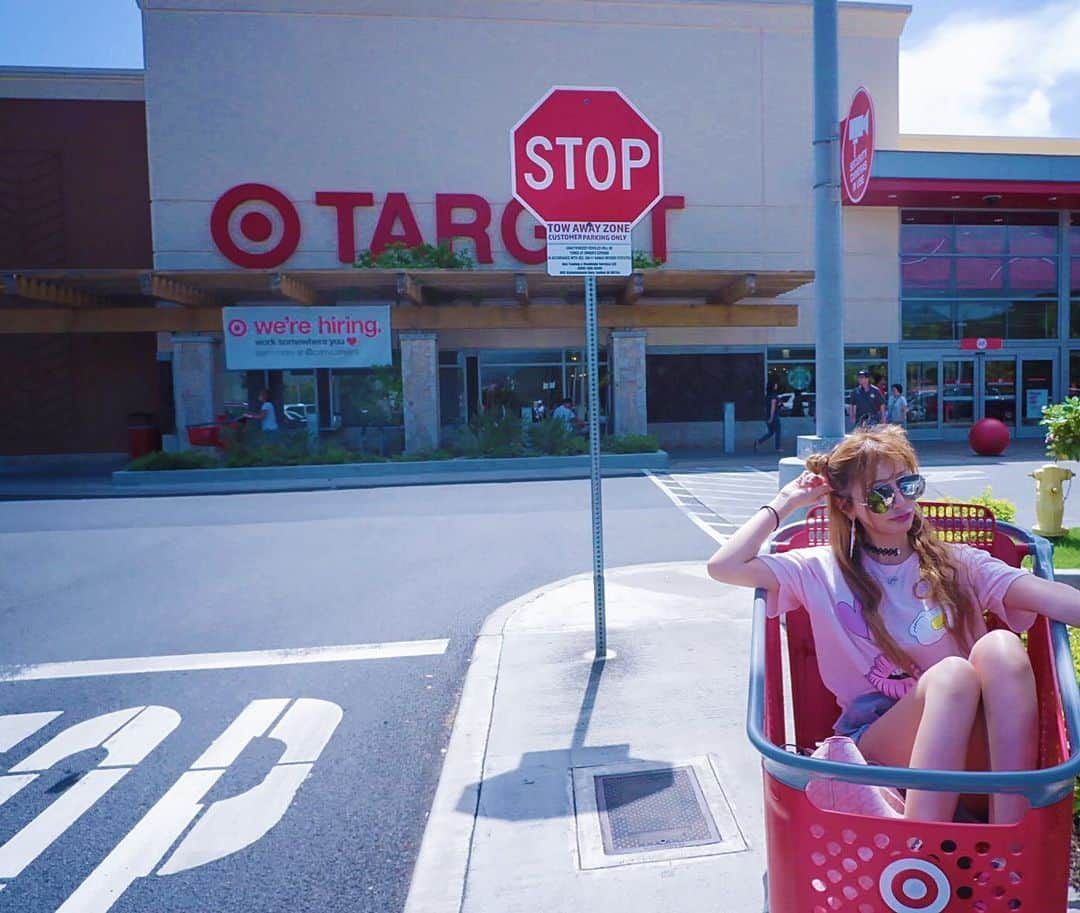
[
  {"left": 905, "top": 361, "right": 939, "bottom": 427},
  {"left": 844, "top": 346, "right": 889, "bottom": 361},
  {"left": 647, "top": 353, "right": 764, "bottom": 422},
  {"left": 480, "top": 349, "right": 563, "bottom": 365},
  {"left": 1021, "top": 358, "right": 1052, "bottom": 428},
  {"left": 479, "top": 364, "right": 563, "bottom": 413},
  {"left": 942, "top": 359, "right": 975, "bottom": 426},
  {"left": 221, "top": 372, "right": 251, "bottom": 418},
  {"left": 766, "top": 346, "right": 815, "bottom": 361},
  {"left": 983, "top": 357, "right": 1016, "bottom": 425},
  {"left": 955, "top": 221, "right": 1006, "bottom": 255},
  {"left": 281, "top": 370, "right": 316, "bottom": 424},
  {"left": 957, "top": 300, "right": 1008, "bottom": 339},
  {"left": 333, "top": 365, "right": 402, "bottom": 428},
  {"left": 902, "top": 210, "right": 1059, "bottom": 340},
  {"left": 1009, "top": 299, "right": 1057, "bottom": 339},
  {"left": 1070, "top": 350, "right": 1080, "bottom": 398},
  {"left": 767, "top": 348, "right": 817, "bottom": 417},
  {"left": 902, "top": 300, "right": 953, "bottom": 340},
  {"left": 439, "top": 352, "right": 464, "bottom": 425}
]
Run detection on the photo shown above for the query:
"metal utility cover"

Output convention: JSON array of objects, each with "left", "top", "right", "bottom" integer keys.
[
  {"left": 595, "top": 765, "right": 719, "bottom": 854},
  {"left": 572, "top": 756, "right": 747, "bottom": 870}
]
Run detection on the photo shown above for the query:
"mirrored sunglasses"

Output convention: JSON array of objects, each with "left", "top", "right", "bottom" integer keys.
[{"left": 865, "top": 474, "right": 926, "bottom": 514}]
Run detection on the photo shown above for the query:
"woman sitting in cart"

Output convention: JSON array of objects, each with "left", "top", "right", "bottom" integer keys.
[{"left": 706, "top": 424, "right": 1080, "bottom": 824}]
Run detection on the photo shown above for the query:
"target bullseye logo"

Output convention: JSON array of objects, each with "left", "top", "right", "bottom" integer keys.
[
  {"left": 879, "top": 858, "right": 950, "bottom": 913},
  {"left": 210, "top": 183, "right": 301, "bottom": 268},
  {"left": 227, "top": 318, "right": 248, "bottom": 338}
]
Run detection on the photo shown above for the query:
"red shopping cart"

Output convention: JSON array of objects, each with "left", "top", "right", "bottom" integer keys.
[{"left": 747, "top": 503, "right": 1080, "bottom": 913}]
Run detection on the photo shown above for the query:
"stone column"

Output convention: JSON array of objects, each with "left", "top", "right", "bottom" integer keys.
[
  {"left": 171, "top": 335, "right": 221, "bottom": 447},
  {"left": 610, "top": 330, "right": 648, "bottom": 436},
  {"left": 401, "top": 332, "right": 440, "bottom": 453}
]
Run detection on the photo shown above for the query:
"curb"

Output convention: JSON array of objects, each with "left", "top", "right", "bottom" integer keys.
[
  {"left": 403, "top": 560, "right": 707, "bottom": 913},
  {"left": 402, "top": 576, "right": 576, "bottom": 913},
  {"left": 111, "top": 451, "right": 670, "bottom": 488}
]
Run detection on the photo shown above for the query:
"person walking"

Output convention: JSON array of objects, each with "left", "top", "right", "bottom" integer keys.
[
  {"left": 887, "top": 383, "right": 908, "bottom": 426},
  {"left": 244, "top": 388, "right": 279, "bottom": 436},
  {"left": 754, "top": 381, "right": 783, "bottom": 453}
]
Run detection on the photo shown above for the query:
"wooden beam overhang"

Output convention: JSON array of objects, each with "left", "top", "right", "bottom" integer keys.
[
  {"left": 0, "top": 268, "right": 811, "bottom": 333},
  {"left": 3, "top": 273, "right": 109, "bottom": 309},
  {"left": 395, "top": 272, "right": 424, "bottom": 306},
  {"left": 514, "top": 273, "right": 529, "bottom": 307},
  {"left": 708, "top": 273, "right": 757, "bottom": 306},
  {"left": 270, "top": 272, "right": 319, "bottom": 306},
  {"left": 0, "top": 307, "right": 222, "bottom": 334},
  {"left": 390, "top": 301, "right": 797, "bottom": 330},
  {"left": 618, "top": 272, "right": 644, "bottom": 306},
  {"left": 0, "top": 301, "right": 797, "bottom": 334},
  {"left": 139, "top": 272, "right": 218, "bottom": 308}
]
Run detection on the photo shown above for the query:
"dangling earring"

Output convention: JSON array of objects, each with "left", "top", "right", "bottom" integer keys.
[{"left": 849, "top": 519, "right": 857, "bottom": 559}]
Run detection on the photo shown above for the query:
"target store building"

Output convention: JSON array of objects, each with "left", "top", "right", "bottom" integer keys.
[{"left": 4, "top": 0, "right": 1080, "bottom": 462}]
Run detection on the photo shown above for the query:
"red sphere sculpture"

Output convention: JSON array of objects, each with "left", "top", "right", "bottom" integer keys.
[{"left": 969, "top": 417, "right": 1010, "bottom": 456}]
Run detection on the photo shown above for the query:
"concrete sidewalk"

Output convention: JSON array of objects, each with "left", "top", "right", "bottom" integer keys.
[
  {"left": 404, "top": 561, "right": 1080, "bottom": 913},
  {"left": 404, "top": 562, "right": 769, "bottom": 913},
  {"left": 0, "top": 436, "right": 1055, "bottom": 501}
]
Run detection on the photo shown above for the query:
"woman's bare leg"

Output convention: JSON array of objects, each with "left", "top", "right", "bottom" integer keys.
[
  {"left": 968, "top": 630, "right": 1038, "bottom": 823},
  {"left": 859, "top": 656, "right": 982, "bottom": 821}
]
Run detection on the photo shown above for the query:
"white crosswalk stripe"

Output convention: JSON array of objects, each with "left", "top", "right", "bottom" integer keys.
[{"left": 647, "top": 467, "right": 780, "bottom": 542}]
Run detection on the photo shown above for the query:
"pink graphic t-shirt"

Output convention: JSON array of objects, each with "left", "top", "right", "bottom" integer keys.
[{"left": 758, "top": 545, "right": 1033, "bottom": 712}]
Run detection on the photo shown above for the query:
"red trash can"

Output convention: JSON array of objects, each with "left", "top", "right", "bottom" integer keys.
[{"left": 127, "top": 412, "right": 162, "bottom": 459}]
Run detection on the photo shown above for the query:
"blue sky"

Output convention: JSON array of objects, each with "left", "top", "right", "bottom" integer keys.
[{"left": 1, "top": 0, "right": 1078, "bottom": 138}]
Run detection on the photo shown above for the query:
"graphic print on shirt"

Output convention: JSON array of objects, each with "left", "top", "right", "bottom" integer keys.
[
  {"left": 834, "top": 599, "right": 920, "bottom": 699},
  {"left": 909, "top": 607, "right": 947, "bottom": 646}
]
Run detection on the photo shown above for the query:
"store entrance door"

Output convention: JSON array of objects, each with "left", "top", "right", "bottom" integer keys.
[{"left": 904, "top": 350, "right": 1054, "bottom": 439}]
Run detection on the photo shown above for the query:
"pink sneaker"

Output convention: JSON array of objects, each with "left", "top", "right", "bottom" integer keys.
[{"left": 806, "top": 736, "right": 904, "bottom": 817}]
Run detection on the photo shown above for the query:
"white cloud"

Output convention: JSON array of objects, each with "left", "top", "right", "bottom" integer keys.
[{"left": 900, "top": 2, "right": 1080, "bottom": 136}]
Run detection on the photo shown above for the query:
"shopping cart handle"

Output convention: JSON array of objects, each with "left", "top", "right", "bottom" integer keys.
[{"left": 747, "top": 582, "right": 1080, "bottom": 808}]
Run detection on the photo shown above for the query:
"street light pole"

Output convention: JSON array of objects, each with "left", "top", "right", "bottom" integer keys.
[{"left": 806, "top": 0, "right": 846, "bottom": 454}]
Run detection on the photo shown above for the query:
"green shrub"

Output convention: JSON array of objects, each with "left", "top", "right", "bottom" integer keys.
[
  {"left": 1040, "top": 397, "right": 1080, "bottom": 462},
  {"left": 965, "top": 485, "right": 1017, "bottom": 523},
  {"left": 223, "top": 431, "right": 376, "bottom": 467},
  {"left": 563, "top": 436, "right": 589, "bottom": 455},
  {"left": 600, "top": 433, "right": 661, "bottom": 454},
  {"left": 451, "top": 409, "right": 525, "bottom": 458},
  {"left": 355, "top": 241, "right": 474, "bottom": 270},
  {"left": 935, "top": 486, "right": 1016, "bottom": 523},
  {"left": 127, "top": 450, "right": 219, "bottom": 471},
  {"left": 525, "top": 417, "right": 575, "bottom": 455},
  {"left": 632, "top": 250, "right": 665, "bottom": 269}
]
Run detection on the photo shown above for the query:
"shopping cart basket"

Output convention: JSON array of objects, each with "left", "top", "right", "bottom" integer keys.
[{"left": 747, "top": 502, "right": 1080, "bottom": 913}]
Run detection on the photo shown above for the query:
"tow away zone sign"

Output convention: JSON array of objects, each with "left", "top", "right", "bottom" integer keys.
[{"left": 545, "top": 221, "right": 631, "bottom": 276}]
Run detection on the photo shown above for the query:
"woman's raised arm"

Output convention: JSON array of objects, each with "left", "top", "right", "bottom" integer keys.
[{"left": 706, "top": 470, "right": 831, "bottom": 590}]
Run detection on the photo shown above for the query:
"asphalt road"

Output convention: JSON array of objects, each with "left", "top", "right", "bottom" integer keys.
[{"left": 0, "top": 476, "right": 715, "bottom": 913}]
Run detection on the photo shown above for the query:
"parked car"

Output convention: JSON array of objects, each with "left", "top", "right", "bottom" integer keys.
[
  {"left": 778, "top": 391, "right": 815, "bottom": 417},
  {"left": 283, "top": 403, "right": 316, "bottom": 423}
]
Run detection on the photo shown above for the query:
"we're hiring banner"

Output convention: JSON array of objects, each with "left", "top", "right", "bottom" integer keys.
[{"left": 223, "top": 306, "right": 391, "bottom": 369}]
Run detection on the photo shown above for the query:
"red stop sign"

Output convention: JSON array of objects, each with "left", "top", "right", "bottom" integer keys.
[{"left": 511, "top": 86, "right": 663, "bottom": 226}]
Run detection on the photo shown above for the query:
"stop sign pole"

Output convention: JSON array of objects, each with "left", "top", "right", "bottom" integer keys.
[{"left": 511, "top": 86, "right": 663, "bottom": 659}]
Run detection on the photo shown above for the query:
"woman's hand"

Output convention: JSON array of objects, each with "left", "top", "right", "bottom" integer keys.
[
  {"left": 777, "top": 470, "right": 832, "bottom": 512},
  {"left": 707, "top": 469, "right": 831, "bottom": 590}
]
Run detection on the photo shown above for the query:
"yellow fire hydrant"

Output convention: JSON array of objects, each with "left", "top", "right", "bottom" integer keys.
[{"left": 1030, "top": 464, "right": 1075, "bottom": 537}]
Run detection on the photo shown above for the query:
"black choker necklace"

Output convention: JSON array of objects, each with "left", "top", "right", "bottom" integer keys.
[{"left": 864, "top": 543, "right": 901, "bottom": 557}]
